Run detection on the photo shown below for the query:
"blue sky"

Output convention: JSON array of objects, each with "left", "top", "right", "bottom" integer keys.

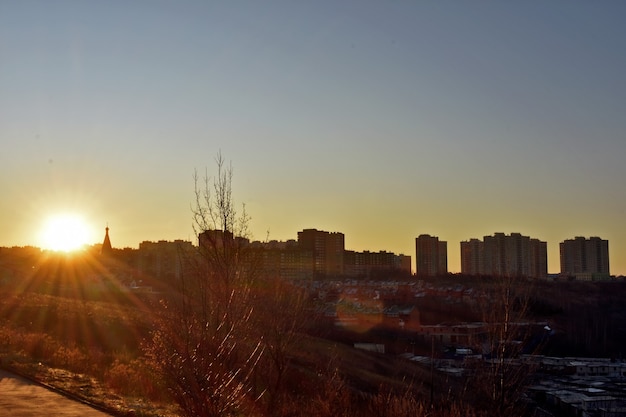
[{"left": 1, "top": 1, "right": 625, "bottom": 274}]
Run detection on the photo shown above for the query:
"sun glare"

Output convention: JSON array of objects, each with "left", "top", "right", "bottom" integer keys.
[{"left": 39, "top": 214, "right": 95, "bottom": 252}]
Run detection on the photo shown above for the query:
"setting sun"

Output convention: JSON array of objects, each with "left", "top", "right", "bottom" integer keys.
[{"left": 39, "top": 214, "right": 95, "bottom": 252}]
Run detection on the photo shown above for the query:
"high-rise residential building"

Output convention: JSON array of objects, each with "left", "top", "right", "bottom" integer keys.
[
  {"left": 438, "top": 241, "right": 447, "bottom": 274},
  {"left": 297, "top": 229, "right": 345, "bottom": 276},
  {"left": 198, "top": 229, "right": 250, "bottom": 250},
  {"left": 529, "top": 238, "right": 548, "bottom": 279},
  {"left": 415, "top": 234, "right": 447, "bottom": 276},
  {"left": 460, "top": 233, "right": 547, "bottom": 279},
  {"left": 460, "top": 238, "right": 482, "bottom": 276},
  {"left": 560, "top": 236, "right": 610, "bottom": 280},
  {"left": 137, "top": 239, "right": 195, "bottom": 280},
  {"left": 399, "top": 254, "right": 412, "bottom": 275},
  {"left": 250, "top": 240, "right": 314, "bottom": 280}
]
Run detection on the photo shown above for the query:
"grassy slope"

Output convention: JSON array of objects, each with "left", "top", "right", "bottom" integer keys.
[{"left": 2, "top": 278, "right": 625, "bottom": 414}]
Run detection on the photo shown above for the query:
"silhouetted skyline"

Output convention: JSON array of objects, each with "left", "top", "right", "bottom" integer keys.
[{"left": 1, "top": 2, "right": 625, "bottom": 274}]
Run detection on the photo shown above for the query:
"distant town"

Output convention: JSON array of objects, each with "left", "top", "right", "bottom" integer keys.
[
  {"left": 138, "top": 228, "right": 614, "bottom": 281},
  {"left": 1, "top": 227, "right": 615, "bottom": 281},
  {"left": 5, "top": 226, "right": 612, "bottom": 283},
  {"left": 1, "top": 225, "right": 625, "bottom": 417}
]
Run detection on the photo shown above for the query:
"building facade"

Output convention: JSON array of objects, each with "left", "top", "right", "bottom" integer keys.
[
  {"left": 460, "top": 232, "right": 547, "bottom": 279},
  {"left": 249, "top": 229, "right": 410, "bottom": 279},
  {"left": 460, "top": 238, "right": 482, "bottom": 276},
  {"left": 297, "top": 229, "right": 345, "bottom": 277},
  {"left": 137, "top": 239, "right": 195, "bottom": 280},
  {"left": 344, "top": 250, "right": 412, "bottom": 278},
  {"left": 250, "top": 240, "right": 315, "bottom": 280},
  {"left": 560, "top": 236, "right": 610, "bottom": 280},
  {"left": 415, "top": 234, "right": 447, "bottom": 277}
]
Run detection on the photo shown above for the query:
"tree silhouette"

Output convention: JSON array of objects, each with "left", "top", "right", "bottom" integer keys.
[
  {"left": 464, "top": 276, "right": 539, "bottom": 416},
  {"left": 146, "top": 153, "right": 263, "bottom": 417}
]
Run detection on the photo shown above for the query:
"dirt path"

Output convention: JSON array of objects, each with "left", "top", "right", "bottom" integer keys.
[{"left": 0, "top": 369, "right": 111, "bottom": 417}]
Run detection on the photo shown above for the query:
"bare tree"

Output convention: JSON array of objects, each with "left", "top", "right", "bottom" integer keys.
[
  {"left": 252, "top": 276, "right": 313, "bottom": 415},
  {"left": 146, "top": 153, "right": 263, "bottom": 417},
  {"left": 465, "top": 276, "right": 538, "bottom": 416}
]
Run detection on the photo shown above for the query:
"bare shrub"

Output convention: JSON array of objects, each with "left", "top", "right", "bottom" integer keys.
[
  {"left": 21, "top": 332, "right": 56, "bottom": 360},
  {"left": 105, "top": 358, "right": 162, "bottom": 400},
  {"left": 145, "top": 153, "right": 263, "bottom": 417},
  {"left": 366, "top": 385, "right": 427, "bottom": 417},
  {"left": 310, "top": 367, "right": 355, "bottom": 417},
  {"left": 252, "top": 277, "right": 313, "bottom": 415},
  {"left": 51, "top": 344, "right": 89, "bottom": 372},
  {"left": 465, "top": 276, "right": 538, "bottom": 416}
]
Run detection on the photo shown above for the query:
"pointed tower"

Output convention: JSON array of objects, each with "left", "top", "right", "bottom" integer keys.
[{"left": 101, "top": 225, "right": 113, "bottom": 255}]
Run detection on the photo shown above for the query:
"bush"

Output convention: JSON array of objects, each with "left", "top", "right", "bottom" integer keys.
[
  {"left": 51, "top": 344, "right": 89, "bottom": 372},
  {"left": 104, "top": 359, "right": 164, "bottom": 401}
]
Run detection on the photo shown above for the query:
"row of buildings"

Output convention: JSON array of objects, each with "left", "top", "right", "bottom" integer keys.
[
  {"left": 108, "top": 227, "right": 610, "bottom": 281},
  {"left": 138, "top": 228, "right": 412, "bottom": 281},
  {"left": 416, "top": 234, "right": 610, "bottom": 280}
]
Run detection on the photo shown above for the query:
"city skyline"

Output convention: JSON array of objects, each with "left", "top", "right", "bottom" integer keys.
[
  {"left": 2, "top": 2, "right": 625, "bottom": 275},
  {"left": 29, "top": 223, "right": 615, "bottom": 278}
]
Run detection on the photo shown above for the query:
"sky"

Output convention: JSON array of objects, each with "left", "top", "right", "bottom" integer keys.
[{"left": 1, "top": 1, "right": 625, "bottom": 275}]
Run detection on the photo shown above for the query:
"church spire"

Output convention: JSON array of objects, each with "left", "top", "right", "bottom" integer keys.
[{"left": 101, "top": 224, "right": 112, "bottom": 255}]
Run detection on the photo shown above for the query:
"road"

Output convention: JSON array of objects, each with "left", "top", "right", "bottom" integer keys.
[{"left": 0, "top": 370, "right": 111, "bottom": 417}]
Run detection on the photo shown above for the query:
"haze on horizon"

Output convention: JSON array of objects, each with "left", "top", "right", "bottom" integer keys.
[{"left": 1, "top": 1, "right": 625, "bottom": 275}]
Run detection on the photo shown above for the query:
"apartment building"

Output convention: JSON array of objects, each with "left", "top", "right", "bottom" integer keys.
[
  {"left": 137, "top": 239, "right": 195, "bottom": 280},
  {"left": 249, "top": 229, "right": 410, "bottom": 279},
  {"left": 415, "top": 234, "right": 447, "bottom": 277},
  {"left": 344, "top": 250, "right": 411, "bottom": 278},
  {"left": 560, "top": 236, "right": 610, "bottom": 280},
  {"left": 460, "top": 233, "right": 547, "bottom": 279},
  {"left": 297, "top": 229, "right": 345, "bottom": 276}
]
